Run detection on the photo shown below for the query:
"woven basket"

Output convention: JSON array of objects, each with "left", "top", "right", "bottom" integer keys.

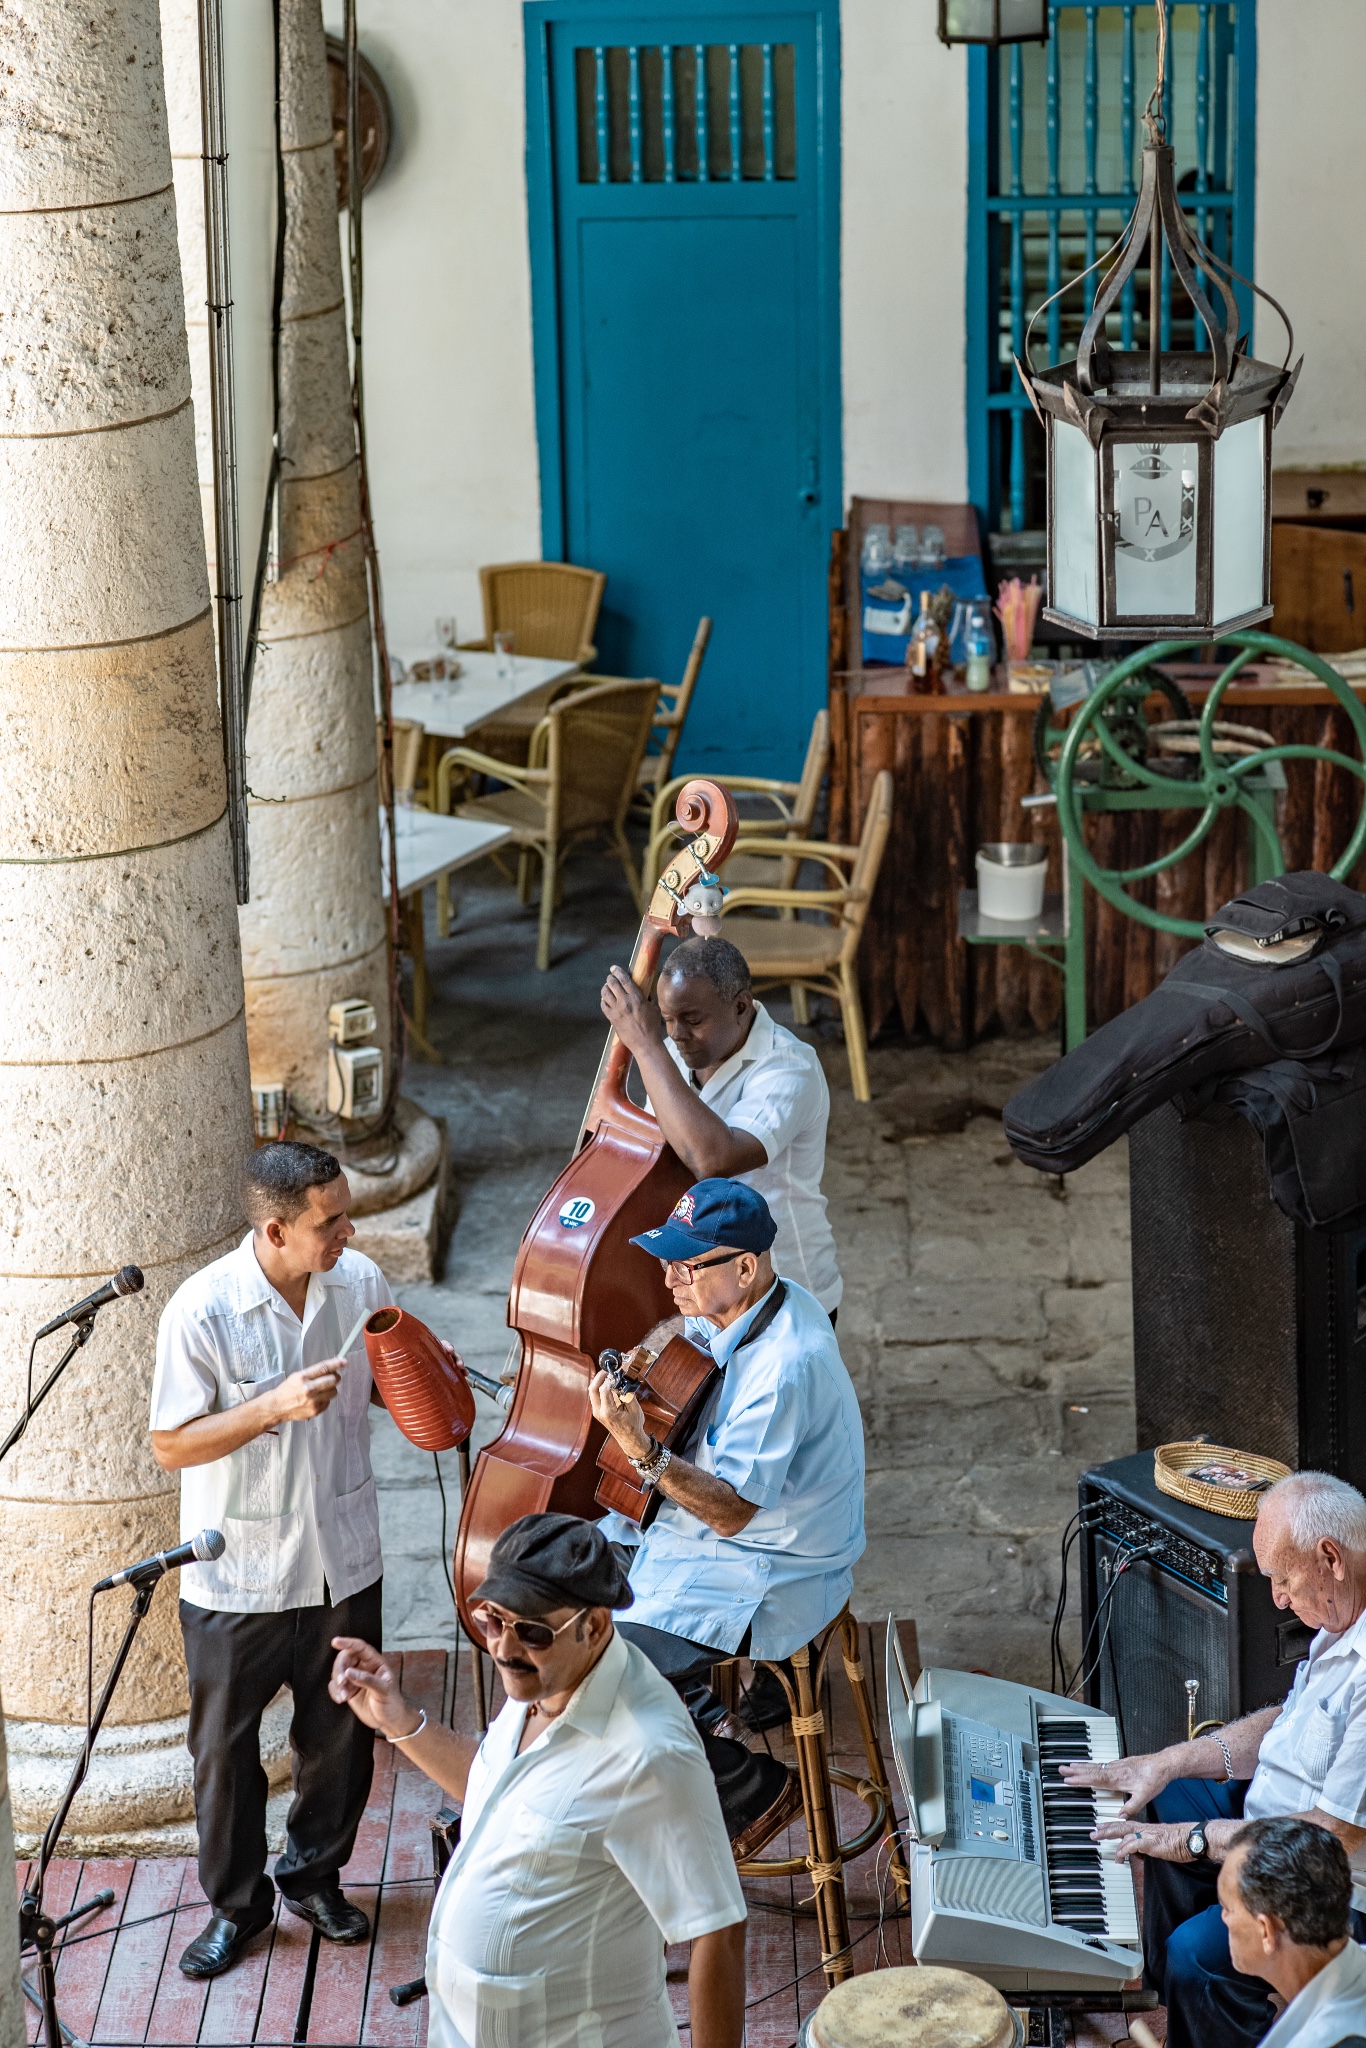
[{"left": 1154, "top": 1441, "right": 1291, "bottom": 1519}]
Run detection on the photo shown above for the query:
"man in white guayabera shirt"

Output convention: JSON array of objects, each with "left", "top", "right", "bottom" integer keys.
[
  {"left": 151, "top": 1141, "right": 431, "bottom": 1982},
  {"left": 1061, "top": 1470, "right": 1366, "bottom": 2048},
  {"left": 329, "top": 1513, "right": 747, "bottom": 2048},
  {"left": 600, "top": 934, "right": 842, "bottom": 1318}
]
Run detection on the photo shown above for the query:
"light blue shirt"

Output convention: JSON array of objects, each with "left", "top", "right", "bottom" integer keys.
[{"left": 611, "top": 1279, "right": 866, "bottom": 1659}]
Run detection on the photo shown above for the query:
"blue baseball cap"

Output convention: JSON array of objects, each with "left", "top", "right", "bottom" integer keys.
[{"left": 631, "top": 1178, "right": 777, "bottom": 1262}]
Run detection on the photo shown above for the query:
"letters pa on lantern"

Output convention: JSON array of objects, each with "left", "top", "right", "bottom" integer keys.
[{"left": 1015, "top": 6, "right": 1300, "bottom": 642}]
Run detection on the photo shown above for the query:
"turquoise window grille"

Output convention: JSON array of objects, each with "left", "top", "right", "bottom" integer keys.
[{"left": 966, "top": 1, "right": 1257, "bottom": 538}]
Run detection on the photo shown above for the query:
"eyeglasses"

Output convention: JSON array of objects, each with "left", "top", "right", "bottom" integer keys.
[
  {"left": 664, "top": 1250, "right": 745, "bottom": 1284},
  {"left": 467, "top": 1603, "right": 588, "bottom": 1651}
]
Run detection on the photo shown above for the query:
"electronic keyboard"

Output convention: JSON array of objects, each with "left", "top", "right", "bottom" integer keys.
[{"left": 885, "top": 1641, "right": 1143, "bottom": 1993}]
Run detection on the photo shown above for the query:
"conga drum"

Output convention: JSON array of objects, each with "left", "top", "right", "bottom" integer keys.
[{"left": 799, "top": 1967, "right": 1023, "bottom": 2048}]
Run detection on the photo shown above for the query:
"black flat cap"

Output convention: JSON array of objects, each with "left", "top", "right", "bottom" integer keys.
[{"left": 471, "top": 1512, "right": 634, "bottom": 1617}]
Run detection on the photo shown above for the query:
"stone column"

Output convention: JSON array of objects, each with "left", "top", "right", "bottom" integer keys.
[
  {"left": 0, "top": 0, "right": 254, "bottom": 1844},
  {"left": 237, "top": 0, "right": 392, "bottom": 1124},
  {"left": 0, "top": 1713, "right": 21, "bottom": 2048}
]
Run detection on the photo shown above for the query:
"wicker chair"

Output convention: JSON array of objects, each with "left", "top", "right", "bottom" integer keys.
[
  {"left": 461, "top": 561, "right": 606, "bottom": 761},
  {"left": 643, "top": 708, "right": 829, "bottom": 896},
  {"left": 436, "top": 678, "right": 657, "bottom": 970},
  {"left": 631, "top": 616, "right": 711, "bottom": 816},
  {"left": 718, "top": 768, "right": 893, "bottom": 1102},
  {"left": 377, "top": 716, "right": 426, "bottom": 806},
  {"left": 376, "top": 718, "right": 433, "bottom": 1030}
]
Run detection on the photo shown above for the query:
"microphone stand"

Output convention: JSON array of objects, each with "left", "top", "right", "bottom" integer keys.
[
  {"left": 19, "top": 1579, "right": 160, "bottom": 2047},
  {"left": 0, "top": 1315, "right": 97, "bottom": 1466}
]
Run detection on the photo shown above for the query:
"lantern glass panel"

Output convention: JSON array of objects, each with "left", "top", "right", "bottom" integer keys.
[
  {"left": 1213, "top": 416, "right": 1266, "bottom": 628},
  {"left": 998, "top": 0, "right": 1047, "bottom": 37},
  {"left": 1108, "top": 438, "right": 1200, "bottom": 621},
  {"left": 942, "top": 0, "right": 999, "bottom": 38},
  {"left": 1052, "top": 418, "right": 1099, "bottom": 628}
]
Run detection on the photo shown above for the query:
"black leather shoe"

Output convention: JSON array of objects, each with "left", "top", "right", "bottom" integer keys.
[
  {"left": 283, "top": 1885, "right": 370, "bottom": 1945},
  {"left": 739, "top": 1663, "right": 793, "bottom": 1734},
  {"left": 179, "top": 1908, "right": 274, "bottom": 1979}
]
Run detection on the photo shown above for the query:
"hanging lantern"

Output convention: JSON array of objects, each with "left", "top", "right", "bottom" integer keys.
[
  {"left": 938, "top": 0, "right": 1047, "bottom": 46},
  {"left": 1017, "top": 1, "right": 1299, "bottom": 641}
]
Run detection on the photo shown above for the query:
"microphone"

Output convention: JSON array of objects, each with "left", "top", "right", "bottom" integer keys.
[
  {"left": 34, "top": 1266, "right": 144, "bottom": 1341},
  {"left": 93, "top": 1529, "right": 225, "bottom": 1594}
]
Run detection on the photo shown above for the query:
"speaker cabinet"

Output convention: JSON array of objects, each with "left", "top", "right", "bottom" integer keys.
[
  {"left": 1128, "top": 1102, "right": 1366, "bottom": 1485},
  {"left": 1079, "top": 1452, "right": 1310, "bottom": 1755}
]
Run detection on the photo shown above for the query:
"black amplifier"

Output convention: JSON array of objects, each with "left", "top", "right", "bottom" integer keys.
[{"left": 1078, "top": 1452, "right": 1312, "bottom": 1757}]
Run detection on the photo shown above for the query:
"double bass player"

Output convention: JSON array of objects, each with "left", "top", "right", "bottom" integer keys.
[{"left": 600, "top": 934, "right": 842, "bottom": 1320}]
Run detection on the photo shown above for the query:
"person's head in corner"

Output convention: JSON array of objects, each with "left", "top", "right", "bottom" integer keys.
[{"left": 1219, "top": 1816, "right": 1351, "bottom": 2002}]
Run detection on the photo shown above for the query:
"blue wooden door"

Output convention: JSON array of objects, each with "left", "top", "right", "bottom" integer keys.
[{"left": 525, "top": 2, "right": 841, "bottom": 778}]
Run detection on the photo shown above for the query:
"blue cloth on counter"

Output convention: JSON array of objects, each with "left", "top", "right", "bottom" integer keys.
[{"left": 860, "top": 554, "right": 990, "bottom": 667}]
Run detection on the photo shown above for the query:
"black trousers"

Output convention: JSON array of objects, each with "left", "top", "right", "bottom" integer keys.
[
  {"left": 180, "top": 1579, "right": 382, "bottom": 1922},
  {"left": 616, "top": 1618, "right": 788, "bottom": 1837}
]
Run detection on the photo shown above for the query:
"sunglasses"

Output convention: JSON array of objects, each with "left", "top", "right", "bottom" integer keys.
[
  {"left": 664, "top": 1250, "right": 745, "bottom": 1284},
  {"left": 467, "top": 1603, "right": 588, "bottom": 1651}
]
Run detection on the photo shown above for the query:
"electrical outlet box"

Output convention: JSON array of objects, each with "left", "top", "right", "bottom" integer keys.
[
  {"left": 328, "top": 999, "right": 378, "bottom": 1046},
  {"left": 327, "top": 1045, "right": 383, "bottom": 1118},
  {"left": 251, "top": 1082, "right": 289, "bottom": 1141}
]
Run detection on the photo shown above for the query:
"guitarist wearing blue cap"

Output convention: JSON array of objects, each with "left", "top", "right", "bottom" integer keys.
[{"left": 588, "top": 1178, "right": 866, "bottom": 1862}]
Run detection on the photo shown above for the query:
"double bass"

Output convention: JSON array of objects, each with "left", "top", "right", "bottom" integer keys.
[{"left": 453, "top": 780, "right": 740, "bottom": 1630}]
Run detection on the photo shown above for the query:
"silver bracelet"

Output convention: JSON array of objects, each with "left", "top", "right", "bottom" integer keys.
[
  {"left": 388, "top": 1708, "right": 427, "bottom": 1744},
  {"left": 637, "top": 1445, "right": 673, "bottom": 1489},
  {"left": 1214, "top": 1733, "right": 1236, "bottom": 1783}
]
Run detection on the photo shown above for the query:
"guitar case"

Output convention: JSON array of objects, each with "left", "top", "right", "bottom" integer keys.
[{"left": 1003, "top": 874, "right": 1366, "bottom": 1179}]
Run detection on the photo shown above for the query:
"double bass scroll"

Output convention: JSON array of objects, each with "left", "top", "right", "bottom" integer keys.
[{"left": 452, "top": 780, "right": 740, "bottom": 1629}]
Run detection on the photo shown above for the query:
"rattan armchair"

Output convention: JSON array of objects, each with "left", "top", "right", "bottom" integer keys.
[
  {"left": 643, "top": 708, "right": 829, "bottom": 895},
  {"left": 435, "top": 678, "right": 657, "bottom": 970},
  {"left": 632, "top": 616, "right": 711, "bottom": 815},
  {"left": 460, "top": 561, "right": 606, "bottom": 761},
  {"left": 718, "top": 768, "right": 893, "bottom": 1103},
  {"left": 460, "top": 561, "right": 605, "bottom": 663},
  {"left": 377, "top": 716, "right": 426, "bottom": 806}
]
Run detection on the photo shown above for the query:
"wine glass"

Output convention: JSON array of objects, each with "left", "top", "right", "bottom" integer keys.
[
  {"left": 892, "top": 525, "right": 920, "bottom": 576},
  {"left": 860, "top": 524, "right": 892, "bottom": 580}
]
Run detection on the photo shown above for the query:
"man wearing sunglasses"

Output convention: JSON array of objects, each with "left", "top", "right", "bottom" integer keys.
[
  {"left": 587, "top": 1178, "right": 865, "bottom": 1862},
  {"left": 328, "top": 1512, "right": 746, "bottom": 2048}
]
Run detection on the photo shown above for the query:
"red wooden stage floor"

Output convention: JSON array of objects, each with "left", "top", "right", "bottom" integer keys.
[{"left": 16, "top": 1646, "right": 1140, "bottom": 2047}]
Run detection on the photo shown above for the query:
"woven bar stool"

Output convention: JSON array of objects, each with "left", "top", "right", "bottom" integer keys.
[{"left": 721, "top": 1604, "right": 911, "bottom": 1988}]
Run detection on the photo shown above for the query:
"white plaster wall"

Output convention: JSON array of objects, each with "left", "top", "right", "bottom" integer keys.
[
  {"left": 1255, "top": 0, "right": 1366, "bottom": 471},
  {"left": 322, "top": 0, "right": 541, "bottom": 652},
  {"left": 840, "top": 0, "right": 970, "bottom": 504}
]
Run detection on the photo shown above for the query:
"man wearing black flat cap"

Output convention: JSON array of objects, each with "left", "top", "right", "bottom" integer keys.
[
  {"left": 588, "top": 1177, "right": 866, "bottom": 1862},
  {"left": 329, "top": 1511, "right": 746, "bottom": 2048}
]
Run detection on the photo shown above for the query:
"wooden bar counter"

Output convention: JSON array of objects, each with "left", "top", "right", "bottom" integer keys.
[{"left": 828, "top": 665, "right": 1366, "bottom": 1050}]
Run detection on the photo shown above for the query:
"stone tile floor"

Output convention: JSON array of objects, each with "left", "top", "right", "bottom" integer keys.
[{"left": 374, "top": 851, "right": 1137, "bottom": 1689}]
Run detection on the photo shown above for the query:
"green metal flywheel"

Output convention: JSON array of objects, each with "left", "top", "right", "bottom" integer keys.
[{"left": 1053, "top": 632, "right": 1366, "bottom": 938}]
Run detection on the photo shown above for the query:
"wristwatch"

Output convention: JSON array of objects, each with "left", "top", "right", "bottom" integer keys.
[{"left": 1187, "top": 1823, "right": 1208, "bottom": 1860}]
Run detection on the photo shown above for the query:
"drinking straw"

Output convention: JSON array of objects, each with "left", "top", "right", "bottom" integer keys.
[{"left": 994, "top": 576, "right": 1042, "bottom": 663}]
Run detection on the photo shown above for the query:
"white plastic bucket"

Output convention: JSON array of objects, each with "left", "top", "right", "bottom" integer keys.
[{"left": 976, "top": 842, "right": 1047, "bottom": 921}]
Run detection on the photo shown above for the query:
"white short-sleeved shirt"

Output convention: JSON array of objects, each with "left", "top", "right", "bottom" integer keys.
[
  {"left": 1262, "top": 1938, "right": 1366, "bottom": 2048},
  {"left": 603, "top": 1278, "right": 866, "bottom": 1659},
  {"left": 149, "top": 1235, "right": 393, "bottom": 1612},
  {"left": 659, "top": 1003, "right": 842, "bottom": 1310},
  {"left": 1246, "top": 1606, "right": 1366, "bottom": 1907},
  {"left": 427, "top": 1629, "right": 744, "bottom": 2048}
]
